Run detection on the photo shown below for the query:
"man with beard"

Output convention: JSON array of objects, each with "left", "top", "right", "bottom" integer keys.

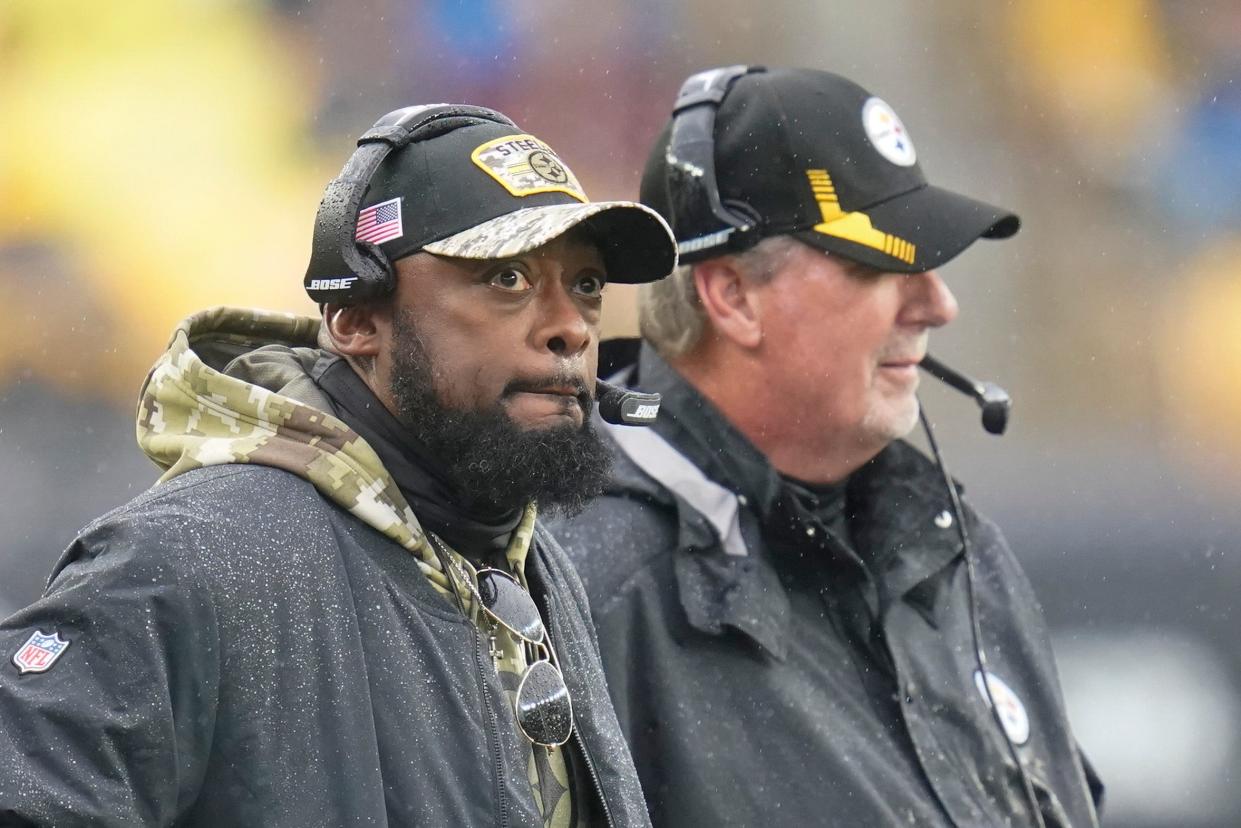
[
  {"left": 0, "top": 105, "right": 676, "bottom": 827},
  {"left": 550, "top": 68, "right": 1103, "bottom": 826}
]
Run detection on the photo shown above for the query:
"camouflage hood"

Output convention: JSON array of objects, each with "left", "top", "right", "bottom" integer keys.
[{"left": 136, "top": 306, "right": 450, "bottom": 585}]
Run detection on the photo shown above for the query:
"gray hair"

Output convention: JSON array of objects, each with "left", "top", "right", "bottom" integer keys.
[{"left": 638, "top": 235, "right": 803, "bottom": 358}]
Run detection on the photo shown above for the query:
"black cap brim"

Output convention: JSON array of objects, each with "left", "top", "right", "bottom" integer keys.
[{"left": 794, "top": 184, "right": 1019, "bottom": 274}]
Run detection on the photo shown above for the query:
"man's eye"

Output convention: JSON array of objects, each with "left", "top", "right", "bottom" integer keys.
[
  {"left": 490, "top": 269, "right": 532, "bottom": 291},
  {"left": 575, "top": 274, "right": 606, "bottom": 298}
]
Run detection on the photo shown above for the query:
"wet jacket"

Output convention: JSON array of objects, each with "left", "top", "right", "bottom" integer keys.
[
  {"left": 0, "top": 308, "right": 648, "bottom": 827},
  {"left": 549, "top": 345, "right": 1103, "bottom": 828}
]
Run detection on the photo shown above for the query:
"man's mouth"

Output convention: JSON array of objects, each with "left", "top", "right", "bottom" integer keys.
[
  {"left": 502, "top": 376, "right": 593, "bottom": 424},
  {"left": 878, "top": 344, "right": 927, "bottom": 370},
  {"left": 526, "top": 384, "right": 583, "bottom": 398},
  {"left": 877, "top": 354, "right": 925, "bottom": 385},
  {"left": 506, "top": 379, "right": 590, "bottom": 402}
]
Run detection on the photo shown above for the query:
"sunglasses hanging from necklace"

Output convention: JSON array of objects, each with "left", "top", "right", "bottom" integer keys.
[{"left": 430, "top": 533, "right": 575, "bottom": 748}]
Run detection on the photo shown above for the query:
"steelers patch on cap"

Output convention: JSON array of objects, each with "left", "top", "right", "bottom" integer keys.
[
  {"left": 471, "top": 133, "right": 587, "bottom": 202},
  {"left": 862, "top": 97, "right": 916, "bottom": 167},
  {"left": 974, "top": 670, "right": 1031, "bottom": 745}
]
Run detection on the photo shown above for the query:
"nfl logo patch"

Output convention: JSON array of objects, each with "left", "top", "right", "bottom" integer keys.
[{"left": 12, "top": 630, "right": 70, "bottom": 675}]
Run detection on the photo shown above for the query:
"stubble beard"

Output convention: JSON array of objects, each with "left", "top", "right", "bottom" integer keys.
[
  {"left": 387, "top": 310, "right": 612, "bottom": 517},
  {"left": 860, "top": 384, "right": 922, "bottom": 446}
]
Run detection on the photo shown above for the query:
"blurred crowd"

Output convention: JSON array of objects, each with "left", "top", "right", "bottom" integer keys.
[{"left": 2, "top": 1, "right": 1240, "bottom": 824}]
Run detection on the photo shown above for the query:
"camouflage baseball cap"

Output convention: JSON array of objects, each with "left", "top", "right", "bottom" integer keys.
[{"left": 358, "top": 120, "right": 677, "bottom": 283}]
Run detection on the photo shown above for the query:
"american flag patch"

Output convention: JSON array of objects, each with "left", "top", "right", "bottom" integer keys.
[{"left": 355, "top": 197, "right": 403, "bottom": 245}]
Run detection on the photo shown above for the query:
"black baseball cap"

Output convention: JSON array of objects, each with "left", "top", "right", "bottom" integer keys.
[
  {"left": 360, "top": 119, "right": 677, "bottom": 283},
  {"left": 641, "top": 67, "right": 1019, "bottom": 273}
]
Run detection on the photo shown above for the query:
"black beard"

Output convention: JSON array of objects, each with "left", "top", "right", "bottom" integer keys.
[{"left": 387, "top": 312, "right": 612, "bottom": 517}]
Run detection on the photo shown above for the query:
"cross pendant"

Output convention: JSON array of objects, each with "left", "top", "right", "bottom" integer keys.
[{"left": 488, "top": 632, "right": 502, "bottom": 662}]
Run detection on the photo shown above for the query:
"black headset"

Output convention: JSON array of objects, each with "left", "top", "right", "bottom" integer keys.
[
  {"left": 662, "top": 64, "right": 766, "bottom": 262},
  {"left": 303, "top": 104, "right": 518, "bottom": 306}
]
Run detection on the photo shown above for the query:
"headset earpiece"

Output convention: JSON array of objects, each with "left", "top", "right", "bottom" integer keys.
[
  {"left": 304, "top": 104, "right": 518, "bottom": 306},
  {"left": 663, "top": 65, "right": 767, "bottom": 262}
]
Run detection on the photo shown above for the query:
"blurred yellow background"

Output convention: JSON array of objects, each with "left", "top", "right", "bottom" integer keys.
[{"left": 0, "top": 0, "right": 323, "bottom": 397}]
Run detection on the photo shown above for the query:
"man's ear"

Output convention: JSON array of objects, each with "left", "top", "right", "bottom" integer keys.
[
  {"left": 321, "top": 302, "right": 385, "bottom": 358},
  {"left": 693, "top": 259, "right": 764, "bottom": 349}
]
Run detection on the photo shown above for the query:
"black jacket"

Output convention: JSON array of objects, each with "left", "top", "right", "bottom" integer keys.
[
  {"left": 549, "top": 346, "right": 1103, "bottom": 828},
  {"left": 0, "top": 308, "right": 647, "bottom": 827},
  {"left": 0, "top": 465, "right": 645, "bottom": 827}
]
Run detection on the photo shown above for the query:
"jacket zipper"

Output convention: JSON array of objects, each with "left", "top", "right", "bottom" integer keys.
[
  {"left": 570, "top": 729, "right": 616, "bottom": 828},
  {"left": 472, "top": 626, "right": 510, "bottom": 828},
  {"left": 542, "top": 594, "right": 617, "bottom": 828}
]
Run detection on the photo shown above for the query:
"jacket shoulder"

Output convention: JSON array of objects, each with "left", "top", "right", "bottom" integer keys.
[
  {"left": 55, "top": 465, "right": 341, "bottom": 594},
  {"left": 544, "top": 482, "right": 679, "bottom": 615},
  {"left": 90, "top": 463, "right": 323, "bottom": 524}
]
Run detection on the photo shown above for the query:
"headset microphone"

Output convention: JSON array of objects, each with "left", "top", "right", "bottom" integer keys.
[
  {"left": 595, "top": 379, "right": 661, "bottom": 426},
  {"left": 919, "top": 355, "right": 1011, "bottom": 435}
]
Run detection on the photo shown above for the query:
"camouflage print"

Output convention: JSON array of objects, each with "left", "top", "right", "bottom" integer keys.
[
  {"left": 136, "top": 306, "right": 451, "bottom": 593},
  {"left": 423, "top": 202, "right": 662, "bottom": 261},
  {"left": 470, "top": 133, "right": 589, "bottom": 201},
  {"left": 437, "top": 504, "right": 580, "bottom": 828},
  {"left": 435, "top": 503, "right": 537, "bottom": 620}
]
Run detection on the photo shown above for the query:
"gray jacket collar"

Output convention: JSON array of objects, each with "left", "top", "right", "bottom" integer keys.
[{"left": 605, "top": 419, "right": 791, "bottom": 660}]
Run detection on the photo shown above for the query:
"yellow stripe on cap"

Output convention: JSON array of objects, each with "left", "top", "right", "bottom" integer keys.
[{"left": 804, "top": 169, "right": 916, "bottom": 265}]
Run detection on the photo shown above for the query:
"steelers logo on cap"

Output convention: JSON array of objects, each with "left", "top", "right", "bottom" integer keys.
[
  {"left": 528, "top": 150, "right": 569, "bottom": 184},
  {"left": 471, "top": 133, "right": 587, "bottom": 201},
  {"left": 862, "top": 97, "right": 917, "bottom": 167}
]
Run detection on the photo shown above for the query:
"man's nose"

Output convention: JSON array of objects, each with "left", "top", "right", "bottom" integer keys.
[
  {"left": 901, "top": 269, "right": 959, "bottom": 329},
  {"left": 533, "top": 284, "right": 593, "bottom": 357}
]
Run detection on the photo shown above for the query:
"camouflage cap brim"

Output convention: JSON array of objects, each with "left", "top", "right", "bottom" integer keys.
[{"left": 422, "top": 201, "right": 677, "bottom": 284}]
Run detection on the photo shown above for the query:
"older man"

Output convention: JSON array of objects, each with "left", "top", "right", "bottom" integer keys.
[
  {"left": 0, "top": 105, "right": 675, "bottom": 826},
  {"left": 550, "top": 67, "right": 1103, "bottom": 827}
]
